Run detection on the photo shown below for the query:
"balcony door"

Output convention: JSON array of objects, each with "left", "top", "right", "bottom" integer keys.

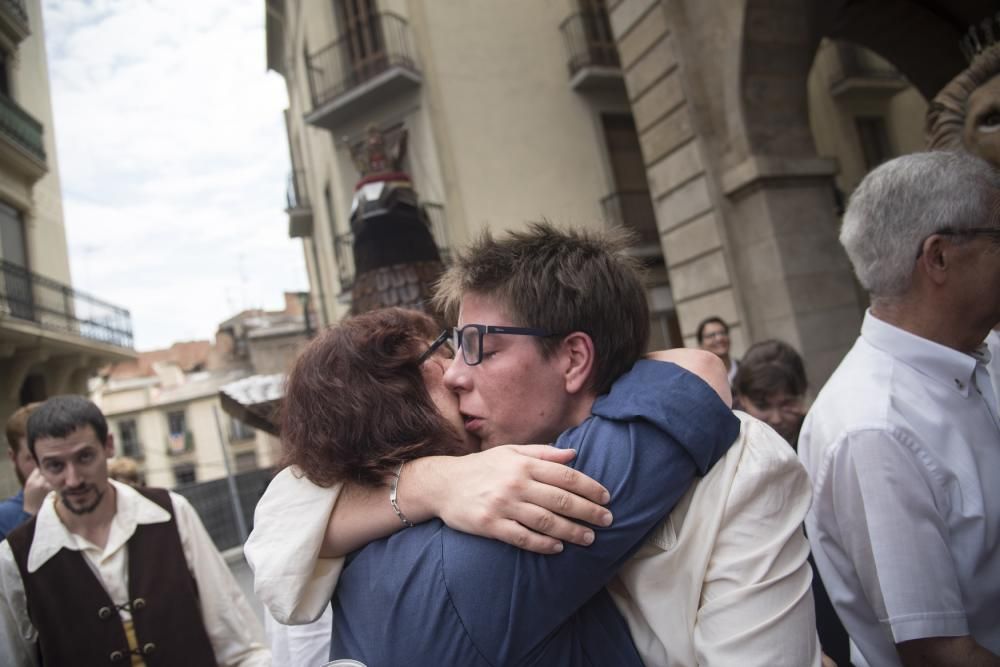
[
  {"left": 0, "top": 201, "right": 33, "bottom": 320},
  {"left": 601, "top": 114, "right": 657, "bottom": 246},
  {"left": 337, "top": 0, "right": 386, "bottom": 86},
  {"left": 577, "top": 0, "right": 617, "bottom": 67}
]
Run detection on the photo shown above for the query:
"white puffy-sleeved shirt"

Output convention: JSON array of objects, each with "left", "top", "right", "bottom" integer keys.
[
  {"left": 0, "top": 480, "right": 271, "bottom": 667},
  {"left": 799, "top": 312, "right": 1000, "bottom": 667},
  {"left": 247, "top": 412, "right": 820, "bottom": 667}
]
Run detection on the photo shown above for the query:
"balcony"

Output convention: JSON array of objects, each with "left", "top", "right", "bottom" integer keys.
[
  {"left": 0, "top": 0, "right": 29, "bottom": 49},
  {"left": 560, "top": 6, "right": 624, "bottom": 92},
  {"left": 0, "top": 259, "right": 134, "bottom": 349},
  {"left": 0, "top": 93, "right": 46, "bottom": 182},
  {"left": 829, "top": 42, "right": 907, "bottom": 100},
  {"left": 286, "top": 169, "right": 313, "bottom": 238},
  {"left": 333, "top": 202, "right": 450, "bottom": 297},
  {"left": 304, "top": 12, "right": 421, "bottom": 131},
  {"left": 601, "top": 190, "right": 661, "bottom": 257}
]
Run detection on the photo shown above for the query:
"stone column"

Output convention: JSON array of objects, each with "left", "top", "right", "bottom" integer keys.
[{"left": 608, "top": 0, "right": 864, "bottom": 388}]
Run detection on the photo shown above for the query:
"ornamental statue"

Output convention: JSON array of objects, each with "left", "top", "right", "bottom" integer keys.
[
  {"left": 926, "top": 12, "right": 1000, "bottom": 168},
  {"left": 346, "top": 124, "right": 445, "bottom": 318}
]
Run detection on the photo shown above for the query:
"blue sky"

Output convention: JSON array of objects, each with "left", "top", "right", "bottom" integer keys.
[{"left": 42, "top": 0, "right": 307, "bottom": 351}]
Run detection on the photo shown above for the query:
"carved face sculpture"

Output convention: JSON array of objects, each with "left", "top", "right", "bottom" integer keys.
[
  {"left": 963, "top": 73, "right": 1000, "bottom": 166},
  {"left": 928, "top": 44, "right": 1000, "bottom": 167}
]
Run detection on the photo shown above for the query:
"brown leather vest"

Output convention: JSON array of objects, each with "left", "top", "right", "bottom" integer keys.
[{"left": 7, "top": 487, "right": 217, "bottom": 666}]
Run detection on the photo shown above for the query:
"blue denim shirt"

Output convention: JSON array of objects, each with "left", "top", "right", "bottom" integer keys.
[
  {"left": 330, "top": 360, "right": 740, "bottom": 666},
  {"left": 0, "top": 490, "right": 29, "bottom": 541}
]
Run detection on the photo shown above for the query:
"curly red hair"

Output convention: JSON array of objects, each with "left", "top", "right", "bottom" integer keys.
[{"left": 280, "top": 307, "right": 462, "bottom": 488}]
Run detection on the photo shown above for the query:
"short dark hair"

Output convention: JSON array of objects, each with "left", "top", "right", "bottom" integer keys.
[
  {"left": 733, "top": 339, "right": 808, "bottom": 406},
  {"left": 434, "top": 222, "right": 649, "bottom": 395},
  {"left": 26, "top": 396, "right": 109, "bottom": 459},
  {"left": 696, "top": 316, "right": 728, "bottom": 344},
  {"left": 280, "top": 307, "right": 464, "bottom": 488},
  {"left": 5, "top": 402, "right": 41, "bottom": 454}
]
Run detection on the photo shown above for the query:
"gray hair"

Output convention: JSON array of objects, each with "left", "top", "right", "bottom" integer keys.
[{"left": 840, "top": 151, "right": 1000, "bottom": 299}]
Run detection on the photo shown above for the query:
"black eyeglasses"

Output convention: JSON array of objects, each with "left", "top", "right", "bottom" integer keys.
[
  {"left": 451, "top": 324, "right": 561, "bottom": 367},
  {"left": 417, "top": 330, "right": 454, "bottom": 365},
  {"left": 917, "top": 227, "right": 1000, "bottom": 258}
]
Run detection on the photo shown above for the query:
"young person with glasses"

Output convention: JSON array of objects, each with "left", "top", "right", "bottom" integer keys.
[{"left": 249, "top": 224, "right": 821, "bottom": 666}]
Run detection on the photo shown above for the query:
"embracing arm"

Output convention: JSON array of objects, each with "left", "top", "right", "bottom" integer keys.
[
  {"left": 322, "top": 347, "right": 731, "bottom": 558},
  {"left": 322, "top": 445, "right": 611, "bottom": 557},
  {"left": 444, "top": 360, "right": 740, "bottom": 662}
]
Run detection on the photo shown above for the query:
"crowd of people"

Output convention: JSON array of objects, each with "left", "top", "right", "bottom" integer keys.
[{"left": 0, "top": 149, "right": 997, "bottom": 666}]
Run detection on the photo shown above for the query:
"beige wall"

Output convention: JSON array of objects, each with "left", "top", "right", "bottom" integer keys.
[
  {"left": 0, "top": 0, "right": 70, "bottom": 283},
  {"left": 808, "top": 39, "right": 929, "bottom": 196},
  {"left": 280, "top": 0, "right": 637, "bottom": 325},
  {"left": 99, "top": 383, "right": 261, "bottom": 489}
]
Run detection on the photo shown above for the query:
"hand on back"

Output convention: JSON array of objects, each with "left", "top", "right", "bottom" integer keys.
[{"left": 433, "top": 445, "right": 613, "bottom": 554}]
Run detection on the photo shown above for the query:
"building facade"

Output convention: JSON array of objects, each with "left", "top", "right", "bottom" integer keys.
[
  {"left": 90, "top": 293, "right": 311, "bottom": 488},
  {"left": 266, "top": 0, "right": 977, "bottom": 390},
  {"left": 0, "top": 0, "right": 134, "bottom": 496}
]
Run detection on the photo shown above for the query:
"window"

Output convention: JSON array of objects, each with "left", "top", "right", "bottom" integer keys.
[
  {"left": 0, "top": 50, "right": 9, "bottom": 97},
  {"left": 173, "top": 463, "right": 196, "bottom": 486},
  {"left": 336, "top": 0, "right": 386, "bottom": 85},
  {"left": 235, "top": 450, "right": 258, "bottom": 474},
  {"left": 117, "top": 419, "right": 142, "bottom": 459},
  {"left": 166, "top": 410, "right": 190, "bottom": 455},
  {"left": 229, "top": 418, "right": 255, "bottom": 442},
  {"left": 855, "top": 116, "right": 893, "bottom": 171}
]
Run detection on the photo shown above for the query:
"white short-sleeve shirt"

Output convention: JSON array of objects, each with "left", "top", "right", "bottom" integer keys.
[{"left": 799, "top": 312, "right": 1000, "bottom": 667}]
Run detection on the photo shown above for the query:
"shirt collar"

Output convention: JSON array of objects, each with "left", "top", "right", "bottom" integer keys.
[
  {"left": 27, "top": 480, "right": 171, "bottom": 573},
  {"left": 861, "top": 310, "right": 981, "bottom": 396}
]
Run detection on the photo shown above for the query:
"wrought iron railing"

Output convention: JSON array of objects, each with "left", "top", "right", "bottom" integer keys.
[
  {"left": 0, "top": 259, "right": 134, "bottom": 348},
  {"left": 0, "top": 0, "right": 28, "bottom": 34},
  {"left": 560, "top": 6, "right": 620, "bottom": 76},
  {"left": 0, "top": 93, "right": 45, "bottom": 163},
  {"left": 286, "top": 169, "right": 310, "bottom": 210},
  {"left": 306, "top": 12, "right": 419, "bottom": 110},
  {"left": 601, "top": 190, "right": 659, "bottom": 247}
]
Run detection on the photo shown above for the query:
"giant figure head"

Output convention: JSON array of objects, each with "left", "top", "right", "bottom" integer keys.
[{"left": 927, "top": 25, "right": 1000, "bottom": 167}]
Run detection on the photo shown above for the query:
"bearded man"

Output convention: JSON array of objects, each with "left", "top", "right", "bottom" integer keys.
[{"left": 0, "top": 395, "right": 270, "bottom": 666}]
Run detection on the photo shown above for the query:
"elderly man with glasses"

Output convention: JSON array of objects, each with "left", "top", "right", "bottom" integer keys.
[{"left": 799, "top": 150, "right": 1000, "bottom": 667}]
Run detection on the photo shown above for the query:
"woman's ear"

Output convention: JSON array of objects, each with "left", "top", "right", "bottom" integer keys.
[{"left": 561, "top": 332, "right": 595, "bottom": 395}]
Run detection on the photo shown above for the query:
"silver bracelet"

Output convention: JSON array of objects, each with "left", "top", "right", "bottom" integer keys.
[{"left": 390, "top": 461, "right": 414, "bottom": 528}]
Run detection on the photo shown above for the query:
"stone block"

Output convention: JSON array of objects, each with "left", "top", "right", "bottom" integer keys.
[
  {"left": 624, "top": 36, "right": 677, "bottom": 102},
  {"left": 609, "top": 0, "right": 658, "bottom": 43},
  {"left": 632, "top": 71, "right": 685, "bottom": 132},
  {"left": 662, "top": 210, "right": 721, "bottom": 267},
  {"left": 617, "top": 7, "right": 670, "bottom": 70},
  {"left": 639, "top": 105, "right": 694, "bottom": 166},
  {"left": 648, "top": 140, "right": 702, "bottom": 198},
  {"left": 654, "top": 175, "right": 712, "bottom": 232},
  {"left": 669, "top": 248, "right": 731, "bottom": 302}
]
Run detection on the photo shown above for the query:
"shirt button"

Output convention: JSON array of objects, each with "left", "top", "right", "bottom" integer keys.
[
  {"left": 109, "top": 649, "right": 125, "bottom": 662},
  {"left": 955, "top": 378, "right": 964, "bottom": 389},
  {"left": 142, "top": 642, "right": 156, "bottom": 655},
  {"left": 132, "top": 597, "right": 146, "bottom": 611},
  {"left": 97, "top": 606, "right": 113, "bottom": 620}
]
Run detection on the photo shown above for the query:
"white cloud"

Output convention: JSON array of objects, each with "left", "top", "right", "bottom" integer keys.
[{"left": 43, "top": 0, "right": 306, "bottom": 350}]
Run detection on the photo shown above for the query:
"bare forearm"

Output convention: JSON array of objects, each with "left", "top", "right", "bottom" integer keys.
[
  {"left": 898, "top": 636, "right": 1000, "bottom": 667},
  {"left": 319, "top": 448, "right": 610, "bottom": 557},
  {"left": 318, "top": 458, "right": 444, "bottom": 557}
]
